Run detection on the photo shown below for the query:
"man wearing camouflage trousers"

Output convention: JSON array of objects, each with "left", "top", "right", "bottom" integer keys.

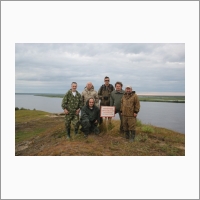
[
  {"left": 120, "top": 85, "right": 140, "bottom": 142},
  {"left": 61, "top": 82, "right": 83, "bottom": 139}
]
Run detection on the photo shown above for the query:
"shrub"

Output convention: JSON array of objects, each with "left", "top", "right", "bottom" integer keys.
[
  {"left": 15, "top": 107, "right": 19, "bottom": 110},
  {"left": 141, "top": 125, "right": 154, "bottom": 133},
  {"left": 20, "top": 107, "right": 30, "bottom": 110},
  {"left": 136, "top": 119, "right": 142, "bottom": 127}
]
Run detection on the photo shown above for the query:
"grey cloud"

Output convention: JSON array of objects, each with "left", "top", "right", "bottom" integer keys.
[{"left": 15, "top": 43, "right": 185, "bottom": 94}]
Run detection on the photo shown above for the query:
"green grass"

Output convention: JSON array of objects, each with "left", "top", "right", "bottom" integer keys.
[
  {"left": 15, "top": 110, "right": 185, "bottom": 156},
  {"left": 15, "top": 128, "right": 46, "bottom": 143},
  {"left": 141, "top": 125, "right": 154, "bottom": 133},
  {"left": 15, "top": 110, "right": 49, "bottom": 123}
]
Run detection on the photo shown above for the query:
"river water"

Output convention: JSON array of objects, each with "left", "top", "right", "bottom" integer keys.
[{"left": 15, "top": 94, "right": 185, "bottom": 134}]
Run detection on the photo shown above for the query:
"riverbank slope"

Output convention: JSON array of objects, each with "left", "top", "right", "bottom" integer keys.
[{"left": 15, "top": 110, "right": 185, "bottom": 156}]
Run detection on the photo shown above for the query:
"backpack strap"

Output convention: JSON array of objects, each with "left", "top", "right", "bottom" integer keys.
[{"left": 99, "top": 84, "right": 104, "bottom": 95}]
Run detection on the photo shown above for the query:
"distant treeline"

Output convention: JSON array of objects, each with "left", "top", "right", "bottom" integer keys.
[
  {"left": 139, "top": 95, "right": 185, "bottom": 103},
  {"left": 15, "top": 93, "right": 185, "bottom": 103},
  {"left": 15, "top": 93, "right": 64, "bottom": 97}
]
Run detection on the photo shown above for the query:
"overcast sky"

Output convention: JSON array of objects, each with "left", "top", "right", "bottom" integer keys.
[{"left": 15, "top": 43, "right": 185, "bottom": 95}]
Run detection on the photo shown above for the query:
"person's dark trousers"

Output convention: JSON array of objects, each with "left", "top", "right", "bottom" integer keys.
[
  {"left": 90, "top": 123, "right": 99, "bottom": 134},
  {"left": 118, "top": 111, "right": 123, "bottom": 132},
  {"left": 99, "top": 117, "right": 103, "bottom": 124},
  {"left": 80, "top": 120, "right": 91, "bottom": 137},
  {"left": 74, "top": 121, "right": 80, "bottom": 135}
]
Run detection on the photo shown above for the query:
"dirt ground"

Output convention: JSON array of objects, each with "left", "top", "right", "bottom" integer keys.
[
  {"left": 15, "top": 114, "right": 128, "bottom": 156},
  {"left": 15, "top": 114, "right": 185, "bottom": 156}
]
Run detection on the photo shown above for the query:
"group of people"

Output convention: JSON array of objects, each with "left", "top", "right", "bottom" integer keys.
[{"left": 61, "top": 76, "right": 140, "bottom": 141}]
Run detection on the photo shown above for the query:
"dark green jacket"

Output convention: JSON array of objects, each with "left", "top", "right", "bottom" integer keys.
[
  {"left": 110, "top": 89, "right": 125, "bottom": 112},
  {"left": 61, "top": 89, "right": 83, "bottom": 115},
  {"left": 80, "top": 99, "right": 100, "bottom": 123}
]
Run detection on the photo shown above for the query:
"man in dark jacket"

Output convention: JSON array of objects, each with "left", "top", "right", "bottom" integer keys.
[
  {"left": 98, "top": 76, "right": 114, "bottom": 124},
  {"left": 110, "top": 81, "right": 125, "bottom": 133},
  {"left": 80, "top": 97, "right": 100, "bottom": 138}
]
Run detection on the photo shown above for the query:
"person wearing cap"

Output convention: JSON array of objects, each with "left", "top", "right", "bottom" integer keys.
[
  {"left": 120, "top": 85, "right": 140, "bottom": 141},
  {"left": 98, "top": 76, "right": 114, "bottom": 124},
  {"left": 61, "top": 82, "right": 83, "bottom": 139},
  {"left": 110, "top": 81, "right": 125, "bottom": 133}
]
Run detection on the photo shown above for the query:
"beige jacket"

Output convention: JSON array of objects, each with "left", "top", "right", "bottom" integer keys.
[
  {"left": 120, "top": 91, "right": 140, "bottom": 117},
  {"left": 82, "top": 86, "right": 99, "bottom": 107}
]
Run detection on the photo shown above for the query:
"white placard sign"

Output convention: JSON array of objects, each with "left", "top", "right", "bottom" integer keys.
[{"left": 100, "top": 106, "right": 115, "bottom": 117}]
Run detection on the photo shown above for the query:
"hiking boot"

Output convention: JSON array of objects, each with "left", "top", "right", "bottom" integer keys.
[
  {"left": 66, "top": 135, "right": 70, "bottom": 139},
  {"left": 119, "top": 125, "right": 124, "bottom": 134},
  {"left": 125, "top": 131, "right": 129, "bottom": 139},
  {"left": 84, "top": 132, "right": 89, "bottom": 138},
  {"left": 94, "top": 127, "right": 100, "bottom": 135},
  {"left": 130, "top": 130, "right": 135, "bottom": 142},
  {"left": 99, "top": 117, "right": 103, "bottom": 125},
  {"left": 66, "top": 128, "right": 71, "bottom": 139},
  {"left": 74, "top": 129, "right": 79, "bottom": 135}
]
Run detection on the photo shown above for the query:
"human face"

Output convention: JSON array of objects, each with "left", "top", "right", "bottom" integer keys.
[
  {"left": 71, "top": 83, "right": 77, "bottom": 92},
  {"left": 104, "top": 79, "right": 110, "bottom": 86},
  {"left": 115, "top": 84, "right": 122, "bottom": 91},
  {"left": 87, "top": 82, "right": 93, "bottom": 90},
  {"left": 125, "top": 87, "right": 132, "bottom": 94},
  {"left": 89, "top": 99, "right": 94, "bottom": 108}
]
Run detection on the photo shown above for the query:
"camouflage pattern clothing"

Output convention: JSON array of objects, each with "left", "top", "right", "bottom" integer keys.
[
  {"left": 82, "top": 86, "right": 99, "bottom": 107},
  {"left": 120, "top": 91, "right": 140, "bottom": 131},
  {"left": 61, "top": 89, "right": 83, "bottom": 131},
  {"left": 98, "top": 83, "right": 114, "bottom": 124},
  {"left": 98, "top": 84, "right": 114, "bottom": 106}
]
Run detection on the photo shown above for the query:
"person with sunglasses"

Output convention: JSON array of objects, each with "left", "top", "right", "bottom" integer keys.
[{"left": 98, "top": 76, "right": 114, "bottom": 124}]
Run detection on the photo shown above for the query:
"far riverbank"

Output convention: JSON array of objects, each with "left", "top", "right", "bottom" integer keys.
[{"left": 16, "top": 93, "right": 185, "bottom": 103}]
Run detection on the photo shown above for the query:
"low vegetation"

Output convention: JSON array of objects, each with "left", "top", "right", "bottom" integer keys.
[
  {"left": 15, "top": 110, "right": 185, "bottom": 156},
  {"left": 138, "top": 95, "right": 185, "bottom": 103}
]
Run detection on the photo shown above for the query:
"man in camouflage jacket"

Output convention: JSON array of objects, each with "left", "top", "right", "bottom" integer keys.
[
  {"left": 120, "top": 85, "right": 140, "bottom": 141},
  {"left": 82, "top": 82, "right": 99, "bottom": 107},
  {"left": 98, "top": 76, "right": 114, "bottom": 124},
  {"left": 61, "top": 82, "right": 83, "bottom": 139}
]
